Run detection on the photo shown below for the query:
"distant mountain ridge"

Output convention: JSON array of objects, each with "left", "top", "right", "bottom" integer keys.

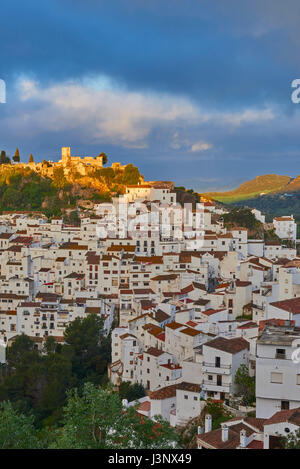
[{"left": 204, "top": 174, "right": 293, "bottom": 203}]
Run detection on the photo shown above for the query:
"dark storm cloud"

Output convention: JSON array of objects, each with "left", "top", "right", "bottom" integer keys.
[{"left": 1, "top": 0, "right": 300, "bottom": 191}]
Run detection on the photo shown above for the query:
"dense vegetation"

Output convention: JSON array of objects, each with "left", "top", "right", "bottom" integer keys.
[
  {"left": 174, "top": 186, "right": 200, "bottom": 208},
  {"left": 222, "top": 207, "right": 261, "bottom": 231},
  {"left": 234, "top": 364, "right": 255, "bottom": 406},
  {"left": 281, "top": 428, "right": 300, "bottom": 449},
  {"left": 0, "top": 167, "right": 75, "bottom": 217},
  {"left": 0, "top": 314, "right": 178, "bottom": 449},
  {"left": 234, "top": 192, "right": 300, "bottom": 223},
  {"left": 0, "top": 384, "right": 177, "bottom": 449},
  {"left": 0, "top": 154, "right": 142, "bottom": 218},
  {"left": 179, "top": 400, "right": 233, "bottom": 449},
  {"left": 0, "top": 315, "right": 111, "bottom": 427}
]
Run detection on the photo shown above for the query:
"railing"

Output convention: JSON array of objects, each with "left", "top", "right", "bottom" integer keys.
[
  {"left": 203, "top": 381, "right": 231, "bottom": 389},
  {"left": 203, "top": 362, "right": 231, "bottom": 369},
  {"left": 252, "top": 304, "right": 264, "bottom": 311}
]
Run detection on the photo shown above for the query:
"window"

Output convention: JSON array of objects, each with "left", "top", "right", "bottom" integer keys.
[
  {"left": 184, "top": 395, "right": 188, "bottom": 400},
  {"left": 276, "top": 348, "right": 286, "bottom": 359},
  {"left": 271, "top": 372, "right": 283, "bottom": 384},
  {"left": 281, "top": 400, "right": 289, "bottom": 410}
]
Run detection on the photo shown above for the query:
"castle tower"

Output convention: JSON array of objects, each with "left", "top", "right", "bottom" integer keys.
[{"left": 61, "top": 147, "right": 71, "bottom": 166}]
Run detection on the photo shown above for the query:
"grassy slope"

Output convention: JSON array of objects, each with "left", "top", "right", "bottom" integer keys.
[{"left": 204, "top": 174, "right": 292, "bottom": 203}]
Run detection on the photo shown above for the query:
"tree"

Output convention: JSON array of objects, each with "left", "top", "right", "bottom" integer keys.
[
  {"left": 203, "top": 400, "right": 232, "bottom": 430},
  {"left": 51, "top": 383, "right": 178, "bottom": 449},
  {"left": 0, "top": 150, "right": 11, "bottom": 164},
  {"left": 119, "top": 382, "right": 145, "bottom": 402},
  {"left": 123, "top": 164, "right": 141, "bottom": 185},
  {"left": 234, "top": 364, "right": 255, "bottom": 406},
  {"left": 0, "top": 334, "right": 73, "bottom": 426},
  {"left": 13, "top": 148, "right": 20, "bottom": 163},
  {"left": 29, "top": 154, "right": 34, "bottom": 163},
  {"left": 43, "top": 336, "right": 59, "bottom": 354},
  {"left": 282, "top": 427, "right": 300, "bottom": 449},
  {"left": 63, "top": 315, "right": 111, "bottom": 384},
  {"left": 0, "top": 401, "right": 40, "bottom": 449},
  {"left": 96, "top": 167, "right": 115, "bottom": 187},
  {"left": 64, "top": 210, "right": 80, "bottom": 226},
  {"left": 223, "top": 208, "right": 260, "bottom": 231},
  {"left": 7, "top": 334, "right": 35, "bottom": 369},
  {"left": 52, "top": 167, "right": 67, "bottom": 189},
  {"left": 99, "top": 152, "right": 108, "bottom": 165}
]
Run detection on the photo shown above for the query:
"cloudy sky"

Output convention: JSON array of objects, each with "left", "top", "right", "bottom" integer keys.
[{"left": 1, "top": 0, "right": 300, "bottom": 191}]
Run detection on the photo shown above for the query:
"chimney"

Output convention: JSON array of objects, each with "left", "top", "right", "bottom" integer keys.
[
  {"left": 222, "top": 424, "right": 228, "bottom": 442},
  {"left": 205, "top": 414, "right": 212, "bottom": 433},
  {"left": 197, "top": 426, "right": 204, "bottom": 435},
  {"left": 240, "top": 429, "right": 247, "bottom": 448}
]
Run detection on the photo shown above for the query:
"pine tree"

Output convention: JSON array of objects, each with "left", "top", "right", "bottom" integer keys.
[
  {"left": 29, "top": 154, "right": 34, "bottom": 163},
  {"left": 13, "top": 148, "right": 20, "bottom": 163},
  {"left": 0, "top": 150, "right": 11, "bottom": 164}
]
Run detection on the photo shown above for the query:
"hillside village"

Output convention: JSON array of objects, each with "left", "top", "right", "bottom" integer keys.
[{"left": 0, "top": 150, "right": 299, "bottom": 448}]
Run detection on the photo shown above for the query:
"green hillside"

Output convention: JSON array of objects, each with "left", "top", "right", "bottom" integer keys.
[
  {"left": 0, "top": 163, "right": 142, "bottom": 218},
  {"left": 204, "top": 174, "right": 292, "bottom": 203}
]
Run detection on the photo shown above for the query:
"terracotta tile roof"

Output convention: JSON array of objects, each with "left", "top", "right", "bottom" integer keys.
[
  {"left": 194, "top": 299, "right": 210, "bottom": 306},
  {"left": 64, "top": 272, "right": 85, "bottom": 279},
  {"left": 204, "top": 337, "right": 249, "bottom": 354},
  {"left": 0, "top": 233, "right": 13, "bottom": 239},
  {"left": 246, "top": 440, "right": 263, "bottom": 449},
  {"left": 237, "top": 321, "right": 258, "bottom": 330},
  {"left": 85, "top": 307, "right": 101, "bottom": 314},
  {"left": 145, "top": 347, "right": 165, "bottom": 357},
  {"left": 202, "top": 308, "right": 226, "bottom": 316},
  {"left": 165, "top": 321, "right": 183, "bottom": 330},
  {"left": 197, "top": 427, "right": 240, "bottom": 449},
  {"left": 134, "top": 256, "right": 163, "bottom": 264},
  {"left": 154, "top": 309, "right": 170, "bottom": 322},
  {"left": 19, "top": 302, "right": 41, "bottom": 308},
  {"left": 235, "top": 280, "right": 252, "bottom": 287},
  {"left": 133, "top": 288, "right": 155, "bottom": 295},
  {"left": 245, "top": 417, "right": 266, "bottom": 432},
  {"left": 264, "top": 408, "right": 300, "bottom": 426},
  {"left": 269, "top": 297, "right": 300, "bottom": 315},
  {"left": 176, "top": 382, "right": 201, "bottom": 392},
  {"left": 198, "top": 421, "right": 257, "bottom": 449},
  {"left": 156, "top": 332, "right": 165, "bottom": 341},
  {"left": 151, "top": 274, "right": 178, "bottom": 281},
  {"left": 11, "top": 236, "right": 33, "bottom": 244},
  {"left": 149, "top": 384, "right": 178, "bottom": 400},
  {"left": 138, "top": 401, "right": 151, "bottom": 412},
  {"left": 180, "top": 327, "right": 200, "bottom": 337},
  {"left": 59, "top": 242, "right": 88, "bottom": 250},
  {"left": 143, "top": 324, "right": 163, "bottom": 336}
]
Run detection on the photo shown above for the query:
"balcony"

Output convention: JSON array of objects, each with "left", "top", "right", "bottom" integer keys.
[
  {"left": 252, "top": 304, "right": 264, "bottom": 311},
  {"left": 202, "top": 362, "right": 232, "bottom": 374},
  {"left": 202, "top": 381, "right": 231, "bottom": 393}
]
